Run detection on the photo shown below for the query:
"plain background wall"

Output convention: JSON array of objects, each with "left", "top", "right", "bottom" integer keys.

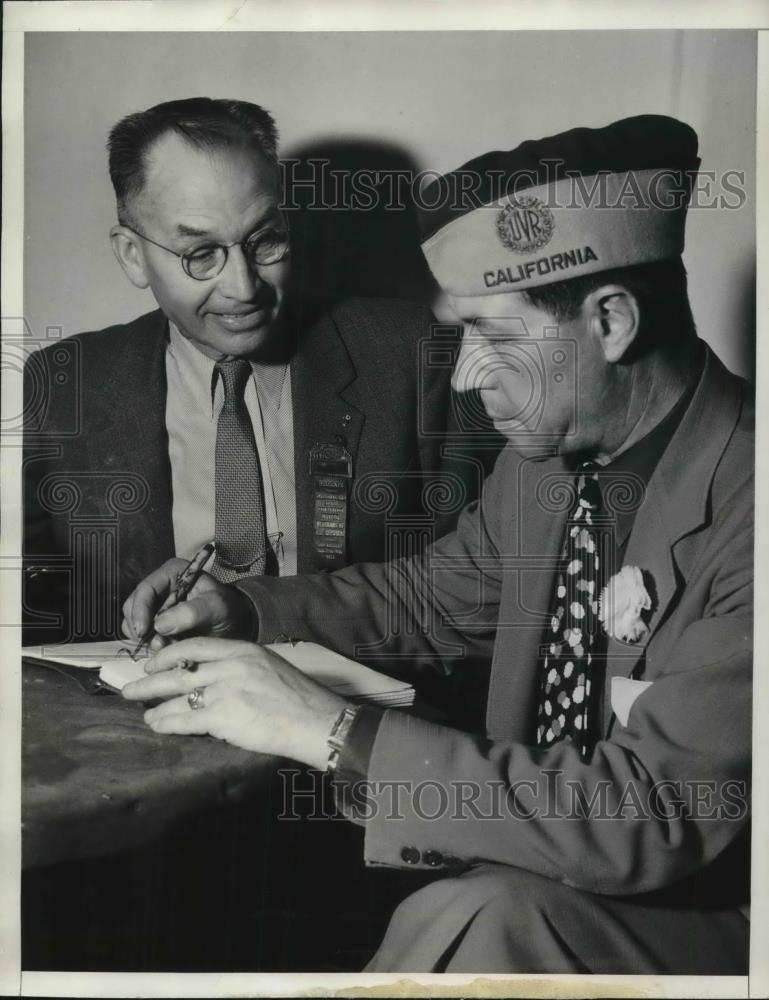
[{"left": 24, "top": 30, "right": 756, "bottom": 376}]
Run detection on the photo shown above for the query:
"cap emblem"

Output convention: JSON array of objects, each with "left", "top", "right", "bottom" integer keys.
[{"left": 495, "top": 195, "right": 555, "bottom": 254}]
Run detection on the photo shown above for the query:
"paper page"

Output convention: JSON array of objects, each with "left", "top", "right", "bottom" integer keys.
[
  {"left": 21, "top": 640, "right": 147, "bottom": 670},
  {"left": 98, "top": 656, "right": 149, "bottom": 690},
  {"left": 266, "top": 642, "right": 413, "bottom": 699},
  {"left": 22, "top": 639, "right": 413, "bottom": 702}
]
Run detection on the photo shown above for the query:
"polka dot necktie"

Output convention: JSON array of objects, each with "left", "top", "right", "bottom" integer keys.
[
  {"left": 212, "top": 359, "right": 268, "bottom": 582},
  {"left": 536, "top": 462, "right": 606, "bottom": 758}
]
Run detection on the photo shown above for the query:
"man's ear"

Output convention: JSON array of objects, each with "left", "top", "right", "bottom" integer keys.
[
  {"left": 110, "top": 225, "right": 151, "bottom": 290},
  {"left": 583, "top": 284, "right": 640, "bottom": 363}
]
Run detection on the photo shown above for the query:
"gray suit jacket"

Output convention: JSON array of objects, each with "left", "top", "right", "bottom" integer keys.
[
  {"left": 24, "top": 298, "right": 501, "bottom": 642},
  {"left": 238, "top": 345, "right": 753, "bottom": 900}
]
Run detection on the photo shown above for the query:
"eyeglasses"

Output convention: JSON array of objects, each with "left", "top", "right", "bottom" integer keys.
[{"left": 123, "top": 216, "right": 290, "bottom": 281}]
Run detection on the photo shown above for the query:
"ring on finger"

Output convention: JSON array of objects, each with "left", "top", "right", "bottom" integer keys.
[{"left": 187, "top": 687, "right": 205, "bottom": 711}]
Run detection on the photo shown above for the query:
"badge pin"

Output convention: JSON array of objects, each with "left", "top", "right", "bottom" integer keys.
[{"left": 496, "top": 195, "right": 555, "bottom": 254}]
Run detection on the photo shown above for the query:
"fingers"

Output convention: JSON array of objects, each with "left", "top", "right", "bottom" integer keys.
[
  {"left": 145, "top": 705, "right": 214, "bottom": 737},
  {"left": 122, "top": 656, "right": 236, "bottom": 701},
  {"left": 153, "top": 594, "right": 219, "bottom": 638},
  {"left": 145, "top": 636, "right": 255, "bottom": 674},
  {"left": 153, "top": 580, "right": 240, "bottom": 638},
  {"left": 143, "top": 680, "right": 228, "bottom": 723},
  {"left": 143, "top": 692, "right": 194, "bottom": 721},
  {"left": 142, "top": 681, "right": 236, "bottom": 738},
  {"left": 121, "top": 559, "right": 188, "bottom": 640},
  {"left": 123, "top": 572, "right": 255, "bottom": 644},
  {"left": 119, "top": 619, "right": 170, "bottom": 651}
]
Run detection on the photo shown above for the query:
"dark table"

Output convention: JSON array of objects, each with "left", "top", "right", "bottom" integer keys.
[
  {"left": 22, "top": 660, "right": 276, "bottom": 870},
  {"left": 21, "top": 659, "right": 434, "bottom": 971}
]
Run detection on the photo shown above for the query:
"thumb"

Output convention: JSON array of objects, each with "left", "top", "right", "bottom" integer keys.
[{"left": 154, "top": 593, "right": 222, "bottom": 637}]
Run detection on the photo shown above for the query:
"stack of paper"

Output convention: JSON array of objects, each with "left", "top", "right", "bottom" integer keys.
[
  {"left": 22, "top": 639, "right": 414, "bottom": 707},
  {"left": 267, "top": 641, "right": 414, "bottom": 707}
]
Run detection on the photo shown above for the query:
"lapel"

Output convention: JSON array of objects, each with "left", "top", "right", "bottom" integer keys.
[
  {"left": 290, "top": 305, "right": 365, "bottom": 572},
  {"left": 85, "top": 310, "right": 174, "bottom": 587},
  {"left": 602, "top": 346, "right": 745, "bottom": 698},
  {"left": 488, "top": 449, "right": 570, "bottom": 739}
]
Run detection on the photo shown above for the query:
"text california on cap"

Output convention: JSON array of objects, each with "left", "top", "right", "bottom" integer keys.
[{"left": 418, "top": 115, "right": 700, "bottom": 297}]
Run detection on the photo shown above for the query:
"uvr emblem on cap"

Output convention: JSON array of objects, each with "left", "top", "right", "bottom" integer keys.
[{"left": 496, "top": 195, "right": 555, "bottom": 254}]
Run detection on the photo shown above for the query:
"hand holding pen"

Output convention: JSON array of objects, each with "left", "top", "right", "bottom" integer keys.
[
  {"left": 129, "top": 541, "right": 216, "bottom": 659},
  {"left": 121, "top": 541, "right": 263, "bottom": 650}
]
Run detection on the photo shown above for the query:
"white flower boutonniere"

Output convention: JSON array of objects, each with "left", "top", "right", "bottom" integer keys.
[{"left": 599, "top": 565, "right": 653, "bottom": 643}]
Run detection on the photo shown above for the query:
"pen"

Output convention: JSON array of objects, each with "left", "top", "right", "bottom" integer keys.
[{"left": 130, "top": 541, "right": 216, "bottom": 660}]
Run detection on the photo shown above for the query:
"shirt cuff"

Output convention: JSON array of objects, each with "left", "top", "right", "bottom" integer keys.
[{"left": 331, "top": 704, "right": 386, "bottom": 824}]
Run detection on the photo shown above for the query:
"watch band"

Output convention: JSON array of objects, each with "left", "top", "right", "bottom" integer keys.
[{"left": 326, "top": 704, "right": 360, "bottom": 774}]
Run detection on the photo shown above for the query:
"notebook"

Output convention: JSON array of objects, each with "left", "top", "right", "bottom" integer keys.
[{"left": 22, "top": 639, "right": 415, "bottom": 707}]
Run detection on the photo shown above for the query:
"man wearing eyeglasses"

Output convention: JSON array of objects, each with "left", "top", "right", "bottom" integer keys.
[{"left": 24, "top": 98, "right": 491, "bottom": 646}]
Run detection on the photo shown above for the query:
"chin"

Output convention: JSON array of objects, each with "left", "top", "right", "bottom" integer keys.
[
  {"left": 221, "top": 329, "right": 273, "bottom": 357},
  {"left": 492, "top": 417, "right": 531, "bottom": 436},
  {"left": 200, "top": 317, "right": 280, "bottom": 360}
]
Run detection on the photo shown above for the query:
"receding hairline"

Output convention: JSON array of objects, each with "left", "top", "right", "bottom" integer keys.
[{"left": 119, "top": 128, "right": 281, "bottom": 225}]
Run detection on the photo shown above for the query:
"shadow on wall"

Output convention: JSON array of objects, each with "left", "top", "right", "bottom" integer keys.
[
  {"left": 735, "top": 255, "right": 756, "bottom": 384},
  {"left": 282, "top": 139, "right": 439, "bottom": 326},
  {"left": 281, "top": 140, "right": 757, "bottom": 385}
]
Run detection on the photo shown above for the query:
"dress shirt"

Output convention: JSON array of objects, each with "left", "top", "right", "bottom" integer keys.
[
  {"left": 333, "top": 352, "right": 704, "bottom": 816},
  {"left": 165, "top": 323, "right": 297, "bottom": 576}
]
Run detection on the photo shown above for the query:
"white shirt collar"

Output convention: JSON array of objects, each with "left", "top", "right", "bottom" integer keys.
[{"left": 167, "top": 321, "right": 289, "bottom": 412}]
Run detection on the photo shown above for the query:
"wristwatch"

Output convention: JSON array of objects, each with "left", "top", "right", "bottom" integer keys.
[{"left": 325, "top": 704, "right": 360, "bottom": 774}]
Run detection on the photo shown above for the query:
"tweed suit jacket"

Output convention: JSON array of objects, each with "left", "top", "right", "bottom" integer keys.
[
  {"left": 24, "top": 298, "right": 496, "bottom": 643},
  {"left": 238, "top": 344, "right": 753, "bottom": 900}
]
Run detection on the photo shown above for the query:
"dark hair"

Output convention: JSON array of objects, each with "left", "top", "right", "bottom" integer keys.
[
  {"left": 107, "top": 97, "right": 279, "bottom": 225},
  {"left": 521, "top": 257, "right": 696, "bottom": 351}
]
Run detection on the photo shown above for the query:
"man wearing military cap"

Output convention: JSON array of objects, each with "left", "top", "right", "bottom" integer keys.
[{"left": 123, "top": 115, "right": 752, "bottom": 973}]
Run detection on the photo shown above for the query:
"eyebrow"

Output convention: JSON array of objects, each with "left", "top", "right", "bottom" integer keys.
[
  {"left": 173, "top": 212, "right": 283, "bottom": 243},
  {"left": 175, "top": 223, "right": 211, "bottom": 239}
]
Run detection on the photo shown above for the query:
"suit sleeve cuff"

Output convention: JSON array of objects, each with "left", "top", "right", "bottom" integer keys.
[
  {"left": 233, "top": 583, "right": 261, "bottom": 641},
  {"left": 331, "top": 704, "right": 386, "bottom": 824}
]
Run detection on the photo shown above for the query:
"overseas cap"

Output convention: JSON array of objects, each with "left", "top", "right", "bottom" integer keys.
[{"left": 418, "top": 115, "right": 700, "bottom": 296}]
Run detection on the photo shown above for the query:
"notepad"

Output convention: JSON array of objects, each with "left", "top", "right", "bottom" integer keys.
[
  {"left": 22, "top": 640, "right": 147, "bottom": 689},
  {"left": 267, "top": 642, "right": 414, "bottom": 707},
  {"left": 22, "top": 640, "right": 414, "bottom": 707}
]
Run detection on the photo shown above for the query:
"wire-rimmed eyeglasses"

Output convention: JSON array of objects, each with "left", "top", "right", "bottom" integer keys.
[{"left": 123, "top": 216, "right": 290, "bottom": 281}]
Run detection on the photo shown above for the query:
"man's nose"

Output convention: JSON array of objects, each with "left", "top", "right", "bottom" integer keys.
[
  {"left": 216, "top": 245, "right": 263, "bottom": 300},
  {"left": 451, "top": 331, "right": 493, "bottom": 394}
]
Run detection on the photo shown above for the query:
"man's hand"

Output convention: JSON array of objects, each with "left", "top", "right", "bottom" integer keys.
[
  {"left": 122, "top": 637, "right": 348, "bottom": 769},
  {"left": 121, "top": 558, "right": 256, "bottom": 649}
]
